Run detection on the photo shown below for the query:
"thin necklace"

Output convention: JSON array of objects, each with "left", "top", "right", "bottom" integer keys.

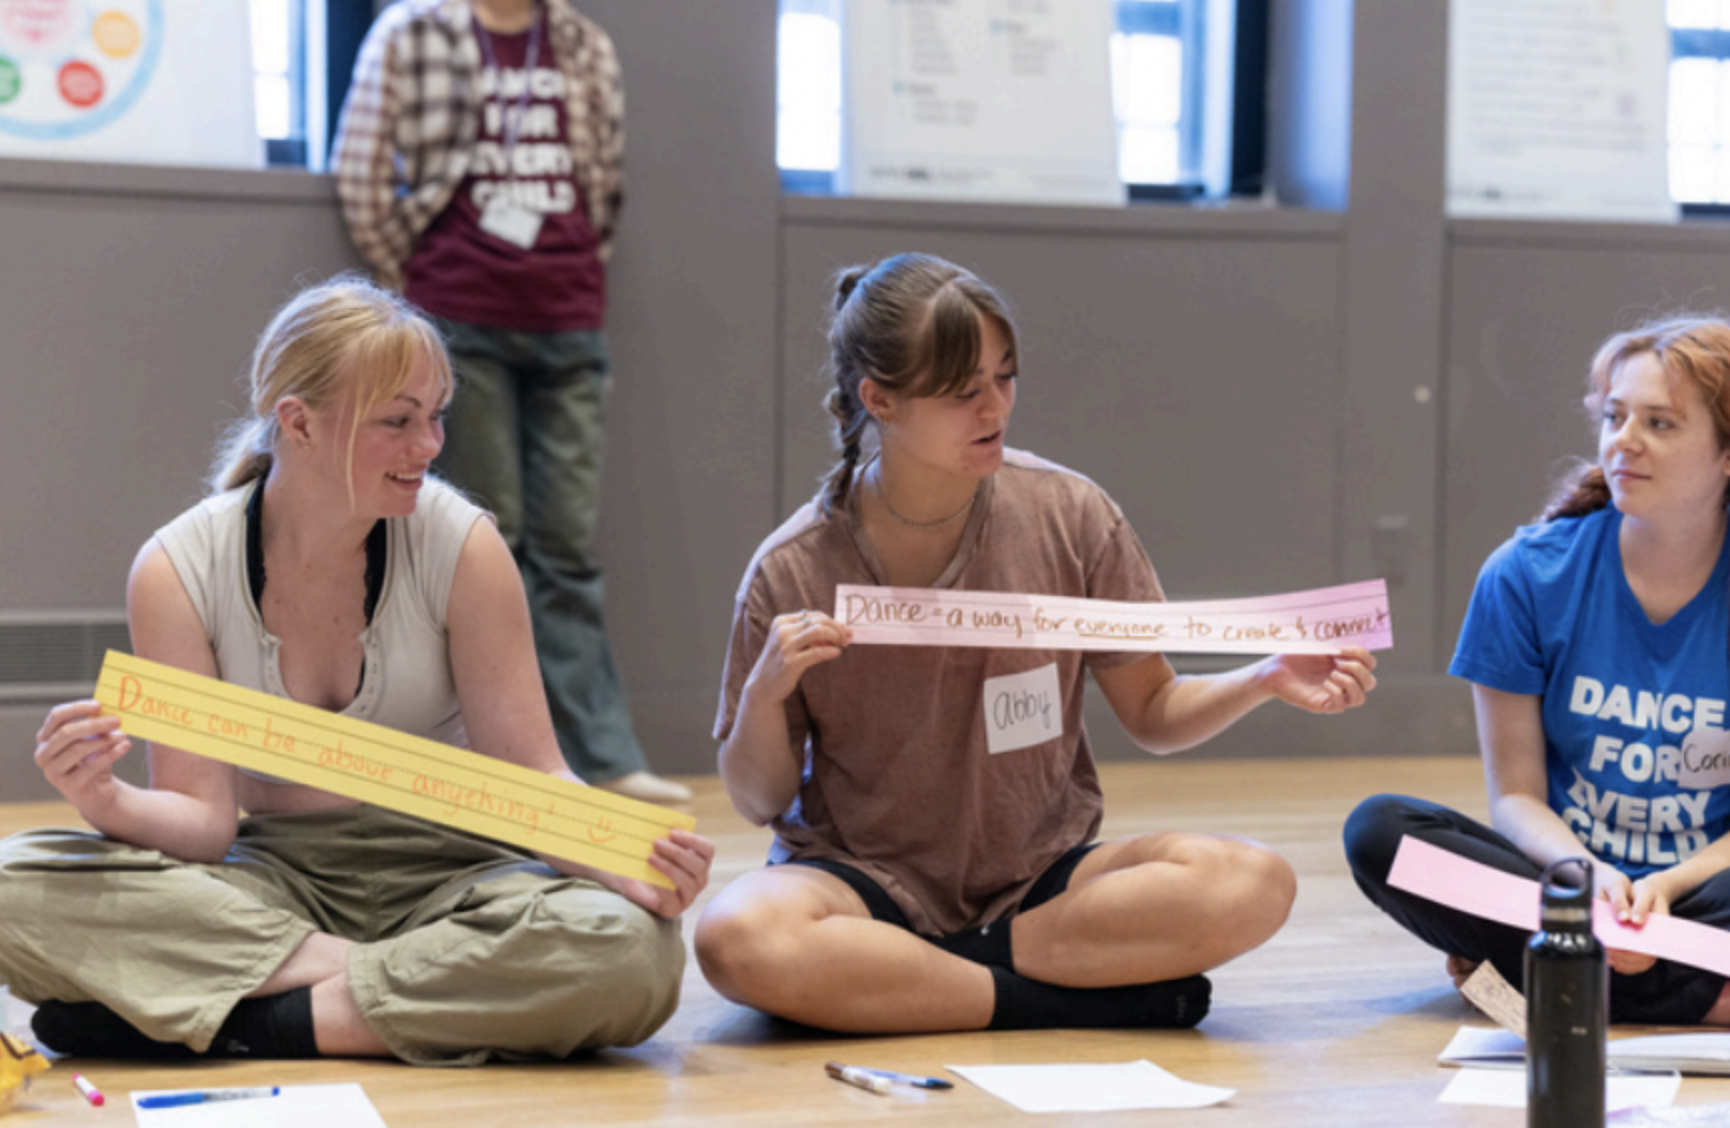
[{"left": 870, "top": 460, "right": 978, "bottom": 528}]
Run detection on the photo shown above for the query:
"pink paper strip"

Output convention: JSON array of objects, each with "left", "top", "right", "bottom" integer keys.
[
  {"left": 1387, "top": 835, "right": 1730, "bottom": 979},
  {"left": 834, "top": 579, "right": 1392, "bottom": 655}
]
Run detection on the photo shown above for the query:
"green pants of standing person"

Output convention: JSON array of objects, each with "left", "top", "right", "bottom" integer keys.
[
  {"left": 433, "top": 318, "right": 647, "bottom": 785},
  {"left": 0, "top": 806, "right": 684, "bottom": 1065}
]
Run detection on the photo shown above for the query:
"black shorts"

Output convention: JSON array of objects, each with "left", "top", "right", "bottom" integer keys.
[{"left": 779, "top": 842, "right": 1100, "bottom": 937}]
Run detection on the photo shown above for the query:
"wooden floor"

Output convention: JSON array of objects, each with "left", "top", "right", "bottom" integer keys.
[{"left": 5, "top": 755, "right": 1729, "bottom": 1126}]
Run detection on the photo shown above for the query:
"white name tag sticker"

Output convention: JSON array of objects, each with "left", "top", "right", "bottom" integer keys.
[
  {"left": 479, "top": 195, "right": 543, "bottom": 249},
  {"left": 983, "top": 662, "right": 1062, "bottom": 755},
  {"left": 1679, "top": 726, "right": 1730, "bottom": 789}
]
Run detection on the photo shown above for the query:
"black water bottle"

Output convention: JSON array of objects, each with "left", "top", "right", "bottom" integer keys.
[{"left": 1526, "top": 857, "right": 1606, "bottom": 1128}]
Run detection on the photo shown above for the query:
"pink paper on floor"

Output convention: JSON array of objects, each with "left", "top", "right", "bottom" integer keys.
[{"left": 1386, "top": 835, "right": 1730, "bottom": 978}]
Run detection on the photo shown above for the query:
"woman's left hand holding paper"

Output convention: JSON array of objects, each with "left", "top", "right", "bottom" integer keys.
[
  {"left": 1258, "top": 646, "right": 1378, "bottom": 714},
  {"left": 545, "top": 828, "right": 717, "bottom": 919}
]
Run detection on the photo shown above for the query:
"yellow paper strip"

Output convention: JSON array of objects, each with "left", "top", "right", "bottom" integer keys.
[{"left": 94, "top": 651, "right": 694, "bottom": 888}]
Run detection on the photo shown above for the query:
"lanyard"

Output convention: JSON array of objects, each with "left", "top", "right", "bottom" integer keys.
[{"left": 474, "top": 9, "right": 543, "bottom": 164}]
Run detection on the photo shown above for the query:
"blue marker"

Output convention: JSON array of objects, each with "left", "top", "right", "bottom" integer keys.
[
  {"left": 827, "top": 1062, "right": 953, "bottom": 1090},
  {"left": 861, "top": 1067, "right": 953, "bottom": 1090},
  {"left": 136, "top": 1085, "right": 281, "bottom": 1110}
]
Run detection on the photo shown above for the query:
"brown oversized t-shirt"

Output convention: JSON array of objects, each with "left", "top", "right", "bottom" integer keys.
[{"left": 714, "top": 448, "right": 1164, "bottom": 935}]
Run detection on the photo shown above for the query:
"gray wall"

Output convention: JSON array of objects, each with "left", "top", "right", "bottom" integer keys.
[{"left": 2, "top": 0, "right": 1721, "bottom": 799}]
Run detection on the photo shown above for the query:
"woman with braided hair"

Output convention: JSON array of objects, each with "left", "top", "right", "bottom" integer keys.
[{"left": 693, "top": 252, "right": 1377, "bottom": 1034}]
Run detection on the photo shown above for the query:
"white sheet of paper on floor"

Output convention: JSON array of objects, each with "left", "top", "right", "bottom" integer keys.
[
  {"left": 1606, "top": 1033, "right": 1730, "bottom": 1075},
  {"left": 131, "top": 1083, "right": 385, "bottom": 1127},
  {"left": 1608, "top": 1101, "right": 1730, "bottom": 1125},
  {"left": 1441, "top": 1023, "right": 1730, "bottom": 1076},
  {"left": 1438, "top": 1066, "right": 1679, "bottom": 1111},
  {"left": 945, "top": 1059, "right": 1233, "bottom": 1113},
  {"left": 1439, "top": 1025, "right": 1527, "bottom": 1069}
]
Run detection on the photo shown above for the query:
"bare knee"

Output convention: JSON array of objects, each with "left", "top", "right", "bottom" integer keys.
[
  {"left": 694, "top": 898, "right": 798, "bottom": 1007},
  {"left": 1217, "top": 840, "right": 1295, "bottom": 951},
  {"left": 1229, "top": 840, "right": 1297, "bottom": 938},
  {"left": 1167, "top": 835, "right": 1295, "bottom": 958}
]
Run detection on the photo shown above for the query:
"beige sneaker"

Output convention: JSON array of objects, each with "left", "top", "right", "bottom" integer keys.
[{"left": 597, "top": 770, "right": 693, "bottom": 804}]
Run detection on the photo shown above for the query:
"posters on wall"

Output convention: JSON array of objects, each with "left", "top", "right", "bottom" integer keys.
[
  {"left": 840, "top": 0, "right": 1120, "bottom": 205},
  {"left": 0, "top": 0, "right": 259, "bottom": 168},
  {"left": 1446, "top": 0, "right": 1674, "bottom": 222}
]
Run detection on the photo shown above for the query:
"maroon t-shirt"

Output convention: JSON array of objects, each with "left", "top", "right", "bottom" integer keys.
[{"left": 404, "top": 15, "right": 605, "bottom": 332}]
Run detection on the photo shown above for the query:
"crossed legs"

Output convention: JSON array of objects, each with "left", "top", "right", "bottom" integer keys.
[
  {"left": 1012, "top": 831, "right": 1296, "bottom": 986},
  {"left": 1, "top": 815, "right": 685, "bottom": 1064},
  {"left": 693, "top": 831, "right": 1295, "bottom": 1032}
]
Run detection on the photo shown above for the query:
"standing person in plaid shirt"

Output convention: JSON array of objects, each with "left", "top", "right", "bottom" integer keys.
[{"left": 332, "top": 0, "right": 690, "bottom": 803}]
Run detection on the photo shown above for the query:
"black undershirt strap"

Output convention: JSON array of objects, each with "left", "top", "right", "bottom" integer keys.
[
  {"left": 245, "top": 479, "right": 385, "bottom": 693},
  {"left": 244, "top": 477, "right": 267, "bottom": 609},
  {"left": 362, "top": 519, "right": 386, "bottom": 622}
]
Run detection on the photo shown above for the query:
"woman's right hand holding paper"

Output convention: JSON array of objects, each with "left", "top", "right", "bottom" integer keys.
[
  {"left": 720, "top": 610, "right": 853, "bottom": 826},
  {"left": 1595, "top": 863, "right": 1654, "bottom": 975},
  {"left": 33, "top": 699, "right": 130, "bottom": 819},
  {"left": 745, "top": 610, "right": 852, "bottom": 703}
]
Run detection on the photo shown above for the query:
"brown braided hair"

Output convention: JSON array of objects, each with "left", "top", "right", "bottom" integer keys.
[{"left": 819, "top": 253, "right": 1018, "bottom": 512}]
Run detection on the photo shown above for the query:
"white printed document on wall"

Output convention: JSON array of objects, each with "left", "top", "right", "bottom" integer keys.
[
  {"left": 840, "top": 0, "right": 1120, "bottom": 205},
  {"left": 1446, "top": 0, "right": 1673, "bottom": 222}
]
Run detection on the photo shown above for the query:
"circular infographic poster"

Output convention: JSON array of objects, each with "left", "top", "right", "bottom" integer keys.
[{"left": 0, "top": 0, "right": 163, "bottom": 140}]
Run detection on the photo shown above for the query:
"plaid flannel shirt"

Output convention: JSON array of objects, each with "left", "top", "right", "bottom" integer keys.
[{"left": 331, "top": 0, "right": 625, "bottom": 290}]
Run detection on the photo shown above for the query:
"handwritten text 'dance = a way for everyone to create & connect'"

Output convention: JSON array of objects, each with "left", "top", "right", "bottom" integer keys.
[{"left": 836, "top": 580, "right": 1393, "bottom": 655}]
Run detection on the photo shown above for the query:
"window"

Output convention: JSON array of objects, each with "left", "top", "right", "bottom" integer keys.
[
  {"left": 250, "top": 0, "right": 308, "bottom": 166},
  {"left": 249, "top": 1, "right": 371, "bottom": 171},
  {"left": 778, "top": 0, "right": 843, "bottom": 189},
  {"left": 776, "top": 0, "right": 1264, "bottom": 200},
  {"left": 1113, "top": 1, "right": 1185, "bottom": 187},
  {"left": 1669, "top": 1, "right": 1730, "bottom": 206}
]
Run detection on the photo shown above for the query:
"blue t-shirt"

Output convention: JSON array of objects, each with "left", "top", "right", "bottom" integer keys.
[{"left": 1450, "top": 506, "right": 1730, "bottom": 878}]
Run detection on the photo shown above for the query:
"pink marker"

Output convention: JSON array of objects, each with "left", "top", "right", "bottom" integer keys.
[{"left": 73, "top": 1073, "right": 105, "bottom": 1107}]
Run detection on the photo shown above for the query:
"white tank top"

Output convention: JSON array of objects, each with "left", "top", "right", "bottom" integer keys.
[{"left": 152, "top": 476, "right": 485, "bottom": 781}]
